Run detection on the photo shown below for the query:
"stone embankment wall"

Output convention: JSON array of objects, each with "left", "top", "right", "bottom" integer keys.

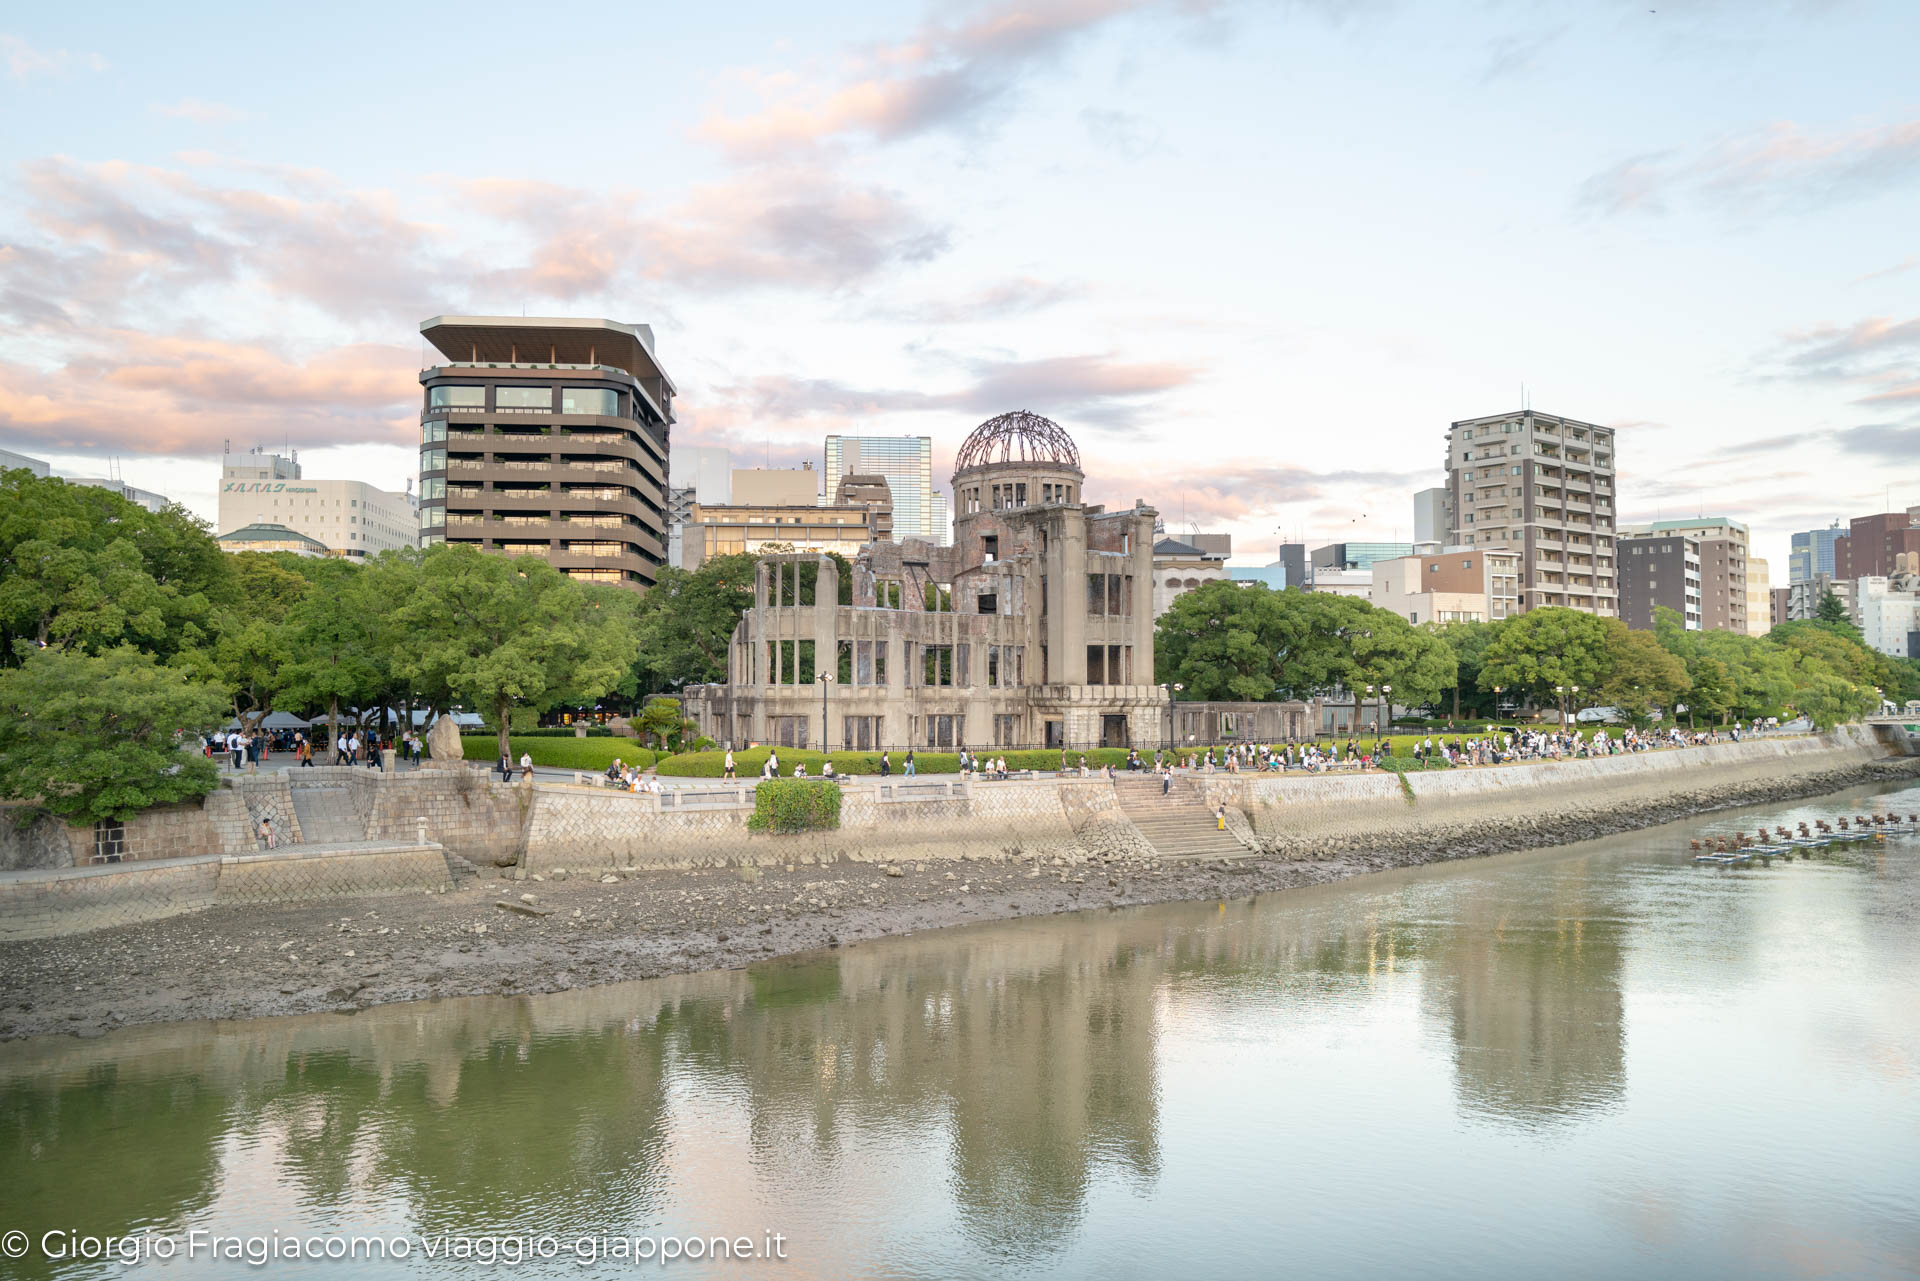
[
  {"left": 0, "top": 766, "right": 530, "bottom": 873},
  {"left": 520, "top": 777, "right": 1139, "bottom": 872},
  {"left": 1196, "top": 726, "right": 1910, "bottom": 858},
  {"left": 0, "top": 843, "right": 452, "bottom": 942}
]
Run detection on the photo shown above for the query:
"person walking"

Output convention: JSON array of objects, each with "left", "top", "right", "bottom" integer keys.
[
  {"left": 879, "top": 750, "right": 891, "bottom": 778},
  {"left": 723, "top": 748, "right": 736, "bottom": 781},
  {"left": 904, "top": 748, "right": 916, "bottom": 777}
]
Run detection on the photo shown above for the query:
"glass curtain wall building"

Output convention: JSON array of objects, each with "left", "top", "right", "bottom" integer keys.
[
  {"left": 417, "top": 316, "right": 674, "bottom": 590},
  {"left": 822, "top": 435, "right": 948, "bottom": 544},
  {"left": 1788, "top": 526, "right": 1844, "bottom": 583}
]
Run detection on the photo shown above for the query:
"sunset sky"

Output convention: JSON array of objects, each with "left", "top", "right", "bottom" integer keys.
[{"left": 2, "top": 0, "right": 1916, "bottom": 573}]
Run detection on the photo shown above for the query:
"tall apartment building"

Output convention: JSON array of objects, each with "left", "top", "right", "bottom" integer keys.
[
  {"left": 1788, "top": 525, "right": 1844, "bottom": 583},
  {"left": 1618, "top": 518, "right": 1748, "bottom": 632},
  {"left": 218, "top": 446, "right": 417, "bottom": 558},
  {"left": 1616, "top": 533, "right": 1702, "bottom": 631},
  {"left": 1445, "top": 410, "right": 1617, "bottom": 616},
  {"left": 822, "top": 435, "right": 948, "bottom": 544},
  {"left": 418, "top": 316, "right": 674, "bottom": 590}
]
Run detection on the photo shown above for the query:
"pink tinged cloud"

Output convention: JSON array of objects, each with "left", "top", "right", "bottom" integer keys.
[{"left": 697, "top": 0, "right": 1154, "bottom": 154}]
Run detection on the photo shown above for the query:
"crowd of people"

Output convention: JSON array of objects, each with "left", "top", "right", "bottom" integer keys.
[{"left": 204, "top": 726, "right": 427, "bottom": 771}]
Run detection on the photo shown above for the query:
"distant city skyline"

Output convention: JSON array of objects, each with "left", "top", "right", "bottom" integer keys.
[{"left": 2, "top": 2, "right": 1917, "bottom": 576}]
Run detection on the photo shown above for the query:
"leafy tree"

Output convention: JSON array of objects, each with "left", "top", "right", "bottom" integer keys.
[
  {"left": 1154, "top": 580, "right": 1289, "bottom": 700},
  {"left": 630, "top": 553, "right": 756, "bottom": 694},
  {"left": 389, "top": 545, "right": 636, "bottom": 760},
  {"left": 278, "top": 559, "right": 385, "bottom": 750},
  {"left": 1430, "top": 619, "right": 1496, "bottom": 720},
  {"left": 1595, "top": 621, "right": 1690, "bottom": 720},
  {"left": 0, "top": 471, "right": 231, "bottom": 667},
  {"left": 1478, "top": 607, "right": 1613, "bottom": 720},
  {"left": 1155, "top": 583, "right": 1455, "bottom": 715},
  {"left": 1791, "top": 669, "right": 1875, "bottom": 731},
  {"left": 0, "top": 645, "right": 226, "bottom": 824},
  {"left": 1813, "top": 589, "right": 1853, "bottom": 629}
]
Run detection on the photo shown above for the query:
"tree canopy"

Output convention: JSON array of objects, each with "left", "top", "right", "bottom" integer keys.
[{"left": 0, "top": 646, "right": 227, "bottom": 823}]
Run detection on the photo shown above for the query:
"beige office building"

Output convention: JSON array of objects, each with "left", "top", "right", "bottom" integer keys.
[
  {"left": 730, "top": 466, "right": 818, "bottom": 506},
  {"left": 218, "top": 447, "right": 417, "bottom": 558},
  {"left": 679, "top": 502, "right": 879, "bottom": 571},
  {"left": 1370, "top": 549, "right": 1521, "bottom": 626},
  {"left": 1446, "top": 411, "right": 1618, "bottom": 616},
  {"left": 1746, "top": 557, "right": 1772, "bottom": 636}
]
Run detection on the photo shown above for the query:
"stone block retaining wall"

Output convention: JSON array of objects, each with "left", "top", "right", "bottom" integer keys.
[
  {"left": 1197, "top": 726, "right": 1898, "bottom": 858},
  {"left": 520, "top": 777, "right": 1121, "bottom": 872},
  {"left": 0, "top": 843, "right": 452, "bottom": 942}
]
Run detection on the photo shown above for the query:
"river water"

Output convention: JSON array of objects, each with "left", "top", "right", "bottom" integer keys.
[{"left": 5, "top": 779, "right": 1919, "bottom": 1280}]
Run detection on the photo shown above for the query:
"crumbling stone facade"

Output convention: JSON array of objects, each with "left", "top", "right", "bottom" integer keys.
[{"left": 685, "top": 413, "right": 1165, "bottom": 751}]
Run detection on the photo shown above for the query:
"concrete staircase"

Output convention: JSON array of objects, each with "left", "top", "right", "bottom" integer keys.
[
  {"left": 288, "top": 784, "right": 365, "bottom": 845},
  {"left": 1112, "top": 776, "right": 1251, "bottom": 860}
]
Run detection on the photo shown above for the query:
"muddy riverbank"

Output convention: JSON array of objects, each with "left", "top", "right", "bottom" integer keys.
[{"left": 2, "top": 753, "right": 1914, "bottom": 1042}]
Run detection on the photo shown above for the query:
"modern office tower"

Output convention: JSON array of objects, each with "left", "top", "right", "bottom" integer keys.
[
  {"left": 218, "top": 446, "right": 417, "bottom": 558},
  {"left": 1788, "top": 525, "right": 1844, "bottom": 583},
  {"left": 1413, "top": 486, "right": 1451, "bottom": 545},
  {"left": 822, "top": 434, "right": 948, "bottom": 543},
  {"left": 1840, "top": 510, "right": 1920, "bottom": 580},
  {"left": 1745, "top": 557, "right": 1772, "bottom": 636},
  {"left": 1446, "top": 410, "right": 1618, "bottom": 616},
  {"left": 1310, "top": 541, "right": 1415, "bottom": 572},
  {"left": 1618, "top": 518, "right": 1748, "bottom": 632},
  {"left": 417, "top": 316, "right": 674, "bottom": 590},
  {"left": 1616, "top": 533, "right": 1703, "bottom": 631}
]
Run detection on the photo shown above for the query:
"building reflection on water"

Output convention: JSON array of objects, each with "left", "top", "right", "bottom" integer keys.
[{"left": 2, "top": 861, "right": 1636, "bottom": 1271}]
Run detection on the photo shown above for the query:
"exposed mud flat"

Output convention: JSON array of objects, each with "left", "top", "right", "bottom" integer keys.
[{"left": 3, "top": 755, "right": 1914, "bottom": 1043}]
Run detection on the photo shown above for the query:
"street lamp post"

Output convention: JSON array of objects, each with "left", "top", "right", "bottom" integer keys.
[
  {"left": 1570, "top": 684, "right": 1581, "bottom": 729},
  {"left": 819, "top": 672, "right": 834, "bottom": 754},
  {"left": 1382, "top": 684, "right": 1392, "bottom": 736},
  {"left": 1160, "top": 682, "right": 1184, "bottom": 753},
  {"left": 1364, "top": 684, "right": 1375, "bottom": 733}
]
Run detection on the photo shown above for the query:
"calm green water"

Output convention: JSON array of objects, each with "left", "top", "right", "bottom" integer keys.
[{"left": 5, "top": 780, "right": 1920, "bottom": 1280}]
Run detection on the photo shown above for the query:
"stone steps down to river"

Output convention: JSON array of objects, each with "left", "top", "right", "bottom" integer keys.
[
  {"left": 1113, "top": 776, "right": 1250, "bottom": 860},
  {"left": 288, "top": 785, "right": 366, "bottom": 846}
]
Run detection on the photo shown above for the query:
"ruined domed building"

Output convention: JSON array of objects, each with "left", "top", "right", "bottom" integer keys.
[{"left": 683, "top": 412, "right": 1167, "bottom": 751}]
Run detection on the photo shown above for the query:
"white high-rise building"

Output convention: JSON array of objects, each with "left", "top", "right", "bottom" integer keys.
[
  {"left": 217, "top": 447, "right": 418, "bottom": 559},
  {"left": 822, "top": 434, "right": 948, "bottom": 544}
]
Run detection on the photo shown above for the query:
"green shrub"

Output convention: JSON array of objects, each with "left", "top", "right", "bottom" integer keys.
[
  {"left": 748, "top": 779, "right": 843, "bottom": 833},
  {"left": 458, "top": 736, "right": 655, "bottom": 770}
]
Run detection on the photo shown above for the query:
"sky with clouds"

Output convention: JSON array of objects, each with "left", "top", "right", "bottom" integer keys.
[{"left": 1, "top": 0, "right": 1916, "bottom": 575}]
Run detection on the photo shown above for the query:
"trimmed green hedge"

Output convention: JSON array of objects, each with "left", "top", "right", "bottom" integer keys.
[
  {"left": 748, "top": 779, "right": 843, "bottom": 833},
  {"left": 655, "top": 746, "right": 1152, "bottom": 778},
  {"left": 459, "top": 737, "right": 656, "bottom": 770}
]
